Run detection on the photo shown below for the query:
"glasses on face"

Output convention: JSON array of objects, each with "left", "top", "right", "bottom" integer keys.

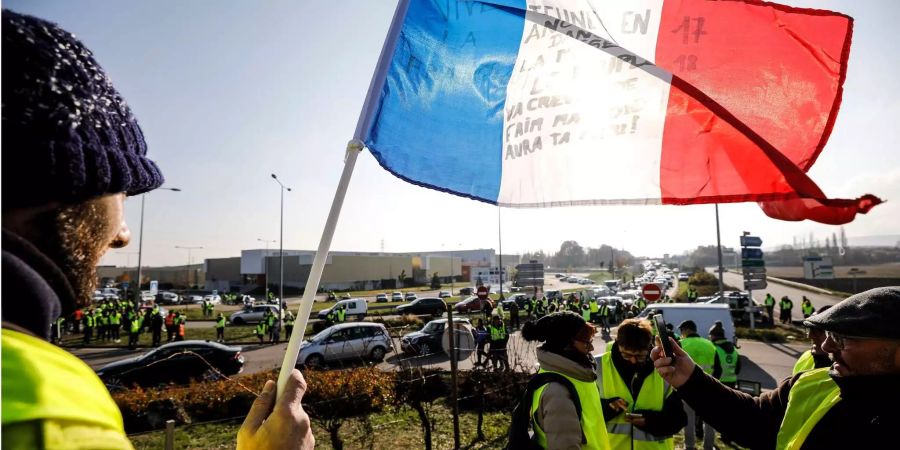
[
  {"left": 825, "top": 330, "right": 883, "bottom": 350},
  {"left": 620, "top": 349, "right": 650, "bottom": 360}
]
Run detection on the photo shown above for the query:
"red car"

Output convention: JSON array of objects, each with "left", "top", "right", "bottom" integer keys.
[{"left": 454, "top": 296, "right": 493, "bottom": 314}]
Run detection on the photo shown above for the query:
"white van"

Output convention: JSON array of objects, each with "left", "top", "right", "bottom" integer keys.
[
  {"left": 316, "top": 298, "right": 369, "bottom": 321},
  {"left": 637, "top": 303, "right": 736, "bottom": 344}
]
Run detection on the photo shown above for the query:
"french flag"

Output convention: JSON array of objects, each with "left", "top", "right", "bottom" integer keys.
[{"left": 358, "top": 0, "right": 881, "bottom": 224}]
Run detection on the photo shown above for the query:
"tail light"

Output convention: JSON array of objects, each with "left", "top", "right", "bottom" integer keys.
[{"left": 233, "top": 351, "right": 242, "bottom": 360}]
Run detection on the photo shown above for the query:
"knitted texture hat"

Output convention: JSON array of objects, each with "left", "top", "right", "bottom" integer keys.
[
  {"left": 521, "top": 311, "right": 589, "bottom": 347},
  {"left": 2, "top": 9, "right": 164, "bottom": 209}
]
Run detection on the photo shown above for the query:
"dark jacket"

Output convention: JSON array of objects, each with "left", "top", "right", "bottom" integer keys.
[
  {"left": 1, "top": 229, "right": 73, "bottom": 338},
  {"left": 677, "top": 365, "right": 900, "bottom": 449},
  {"left": 600, "top": 344, "right": 686, "bottom": 438}
]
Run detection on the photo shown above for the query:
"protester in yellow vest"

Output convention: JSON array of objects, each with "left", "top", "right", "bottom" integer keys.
[
  {"left": 792, "top": 305, "right": 833, "bottom": 375},
  {"left": 677, "top": 320, "right": 717, "bottom": 450},
  {"left": 0, "top": 11, "right": 313, "bottom": 449},
  {"left": 800, "top": 297, "right": 815, "bottom": 318},
  {"left": 652, "top": 287, "right": 900, "bottom": 449},
  {"left": 595, "top": 319, "right": 685, "bottom": 450},
  {"left": 521, "top": 312, "right": 610, "bottom": 449}
]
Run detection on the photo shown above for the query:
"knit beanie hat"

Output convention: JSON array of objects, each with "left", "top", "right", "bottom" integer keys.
[
  {"left": 2, "top": 9, "right": 164, "bottom": 209},
  {"left": 521, "top": 311, "right": 590, "bottom": 347}
]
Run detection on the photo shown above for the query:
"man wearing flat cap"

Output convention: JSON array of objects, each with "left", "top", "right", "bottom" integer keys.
[{"left": 651, "top": 287, "right": 900, "bottom": 449}]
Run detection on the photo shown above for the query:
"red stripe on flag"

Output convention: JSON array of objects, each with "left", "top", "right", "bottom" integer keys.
[{"left": 654, "top": 0, "right": 880, "bottom": 224}]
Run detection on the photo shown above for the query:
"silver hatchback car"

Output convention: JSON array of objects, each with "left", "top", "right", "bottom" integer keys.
[{"left": 297, "top": 322, "right": 393, "bottom": 368}]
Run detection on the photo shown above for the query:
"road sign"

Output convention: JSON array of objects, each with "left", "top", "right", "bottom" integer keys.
[
  {"left": 741, "top": 248, "right": 764, "bottom": 259},
  {"left": 741, "top": 259, "right": 765, "bottom": 267},
  {"left": 803, "top": 257, "right": 834, "bottom": 280},
  {"left": 744, "top": 280, "right": 768, "bottom": 290},
  {"left": 149, "top": 280, "right": 159, "bottom": 296},
  {"left": 642, "top": 284, "right": 662, "bottom": 302},
  {"left": 740, "top": 236, "right": 763, "bottom": 247},
  {"left": 742, "top": 267, "right": 767, "bottom": 276}
]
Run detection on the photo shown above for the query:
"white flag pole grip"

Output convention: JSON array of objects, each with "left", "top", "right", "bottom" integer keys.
[{"left": 277, "top": 140, "right": 362, "bottom": 397}]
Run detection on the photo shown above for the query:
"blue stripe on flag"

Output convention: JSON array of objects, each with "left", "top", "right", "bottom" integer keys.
[{"left": 364, "top": 0, "right": 527, "bottom": 203}]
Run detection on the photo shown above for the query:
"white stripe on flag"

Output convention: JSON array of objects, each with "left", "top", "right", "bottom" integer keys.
[{"left": 498, "top": 0, "right": 670, "bottom": 206}]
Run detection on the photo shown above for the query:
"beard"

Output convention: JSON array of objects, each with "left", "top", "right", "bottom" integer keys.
[{"left": 33, "top": 199, "right": 116, "bottom": 308}]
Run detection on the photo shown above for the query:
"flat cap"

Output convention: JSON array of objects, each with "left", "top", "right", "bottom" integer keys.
[{"left": 804, "top": 287, "right": 900, "bottom": 339}]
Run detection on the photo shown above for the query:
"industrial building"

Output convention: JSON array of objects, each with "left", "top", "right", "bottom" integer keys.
[{"left": 202, "top": 248, "right": 522, "bottom": 294}]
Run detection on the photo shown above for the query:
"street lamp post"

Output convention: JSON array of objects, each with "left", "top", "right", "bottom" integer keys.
[
  {"left": 271, "top": 174, "right": 292, "bottom": 333},
  {"left": 258, "top": 238, "right": 277, "bottom": 301},
  {"left": 174, "top": 245, "right": 203, "bottom": 289},
  {"left": 133, "top": 187, "right": 180, "bottom": 308}
]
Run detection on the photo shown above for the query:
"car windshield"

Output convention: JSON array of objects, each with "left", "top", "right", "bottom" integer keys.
[
  {"left": 422, "top": 322, "right": 444, "bottom": 333},
  {"left": 309, "top": 329, "right": 332, "bottom": 342}
]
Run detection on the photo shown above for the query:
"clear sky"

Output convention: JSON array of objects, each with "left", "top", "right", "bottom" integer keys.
[{"left": 7, "top": 0, "right": 899, "bottom": 267}]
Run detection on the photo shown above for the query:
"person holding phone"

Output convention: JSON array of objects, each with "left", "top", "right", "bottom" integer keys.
[
  {"left": 595, "top": 319, "right": 686, "bottom": 449},
  {"left": 652, "top": 287, "right": 900, "bottom": 450}
]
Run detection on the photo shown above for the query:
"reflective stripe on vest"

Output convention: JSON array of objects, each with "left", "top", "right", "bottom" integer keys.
[
  {"left": 680, "top": 337, "right": 717, "bottom": 375},
  {"left": 595, "top": 351, "right": 674, "bottom": 449},
  {"left": 776, "top": 368, "right": 840, "bottom": 450},
  {"left": 791, "top": 350, "right": 817, "bottom": 376},
  {"left": 713, "top": 340, "right": 739, "bottom": 383},
  {"left": 530, "top": 368, "right": 609, "bottom": 450},
  {"left": 1, "top": 329, "right": 128, "bottom": 434}
]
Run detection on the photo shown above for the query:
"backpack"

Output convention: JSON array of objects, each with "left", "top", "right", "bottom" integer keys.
[{"left": 505, "top": 372, "right": 586, "bottom": 450}]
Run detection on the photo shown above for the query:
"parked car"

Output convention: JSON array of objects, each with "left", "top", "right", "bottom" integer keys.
[
  {"left": 458, "top": 287, "right": 474, "bottom": 296},
  {"left": 297, "top": 322, "right": 393, "bottom": 368},
  {"left": 501, "top": 293, "right": 529, "bottom": 310},
  {"left": 678, "top": 273, "right": 690, "bottom": 281},
  {"left": 704, "top": 291, "right": 764, "bottom": 324},
  {"left": 203, "top": 294, "right": 222, "bottom": 304},
  {"left": 454, "top": 296, "right": 492, "bottom": 314},
  {"left": 396, "top": 297, "right": 446, "bottom": 316},
  {"left": 545, "top": 290, "right": 563, "bottom": 301},
  {"left": 438, "top": 291, "right": 452, "bottom": 298},
  {"left": 404, "top": 292, "right": 418, "bottom": 301},
  {"left": 229, "top": 304, "right": 280, "bottom": 325},
  {"left": 400, "top": 318, "right": 472, "bottom": 355},
  {"left": 317, "top": 298, "right": 369, "bottom": 321},
  {"left": 375, "top": 293, "right": 389, "bottom": 303},
  {"left": 156, "top": 291, "right": 181, "bottom": 305},
  {"left": 97, "top": 341, "right": 243, "bottom": 388},
  {"left": 391, "top": 291, "right": 404, "bottom": 302}
]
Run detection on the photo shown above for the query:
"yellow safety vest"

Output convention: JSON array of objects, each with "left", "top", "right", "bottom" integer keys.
[
  {"left": 489, "top": 324, "right": 507, "bottom": 341},
  {"left": 1, "top": 328, "right": 133, "bottom": 449},
  {"left": 596, "top": 351, "right": 674, "bottom": 450},
  {"left": 590, "top": 300, "right": 599, "bottom": 313},
  {"left": 713, "top": 340, "right": 739, "bottom": 384},
  {"left": 530, "top": 368, "right": 610, "bottom": 450},
  {"left": 680, "top": 336, "right": 717, "bottom": 375},
  {"left": 791, "top": 350, "right": 817, "bottom": 375},
  {"left": 776, "top": 368, "right": 840, "bottom": 450}
]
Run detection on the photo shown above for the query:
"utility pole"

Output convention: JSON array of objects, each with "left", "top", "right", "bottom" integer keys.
[
  {"left": 715, "top": 204, "right": 725, "bottom": 298},
  {"left": 272, "top": 174, "right": 292, "bottom": 333},
  {"left": 133, "top": 188, "right": 180, "bottom": 307}
]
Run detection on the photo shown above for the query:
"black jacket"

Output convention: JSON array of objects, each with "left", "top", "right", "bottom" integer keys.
[
  {"left": 678, "top": 365, "right": 900, "bottom": 449},
  {"left": 600, "top": 344, "right": 687, "bottom": 438},
  {"left": 1, "top": 229, "right": 74, "bottom": 339}
]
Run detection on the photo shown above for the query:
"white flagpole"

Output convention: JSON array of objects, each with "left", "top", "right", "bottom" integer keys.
[{"left": 277, "top": 0, "right": 411, "bottom": 398}]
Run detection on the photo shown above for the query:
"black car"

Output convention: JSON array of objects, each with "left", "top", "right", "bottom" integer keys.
[
  {"left": 400, "top": 318, "right": 472, "bottom": 355},
  {"left": 501, "top": 293, "right": 529, "bottom": 310},
  {"left": 96, "top": 341, "right": 244, "bottom": 389},
  {"left": 458, "top": 287, "right": 474, "bottom": 296},
  {"left": 395, "top": 297, "right": 446, "bottom": 316}
]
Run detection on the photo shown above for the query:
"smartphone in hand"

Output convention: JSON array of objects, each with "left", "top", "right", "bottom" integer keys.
[{"left": 653, "top": 314, "right": 675, "bottom": 362}]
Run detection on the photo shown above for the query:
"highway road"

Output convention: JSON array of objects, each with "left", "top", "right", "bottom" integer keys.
[{"left": 721, "top": 271, "right": 845, "bottom": 322}]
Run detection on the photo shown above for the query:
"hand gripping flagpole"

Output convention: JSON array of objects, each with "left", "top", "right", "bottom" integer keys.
[{"left": 277, "top": 0, "right": 411, "bottom": 398}]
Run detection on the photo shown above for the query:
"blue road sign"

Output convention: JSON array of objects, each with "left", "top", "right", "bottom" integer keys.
[
  {"left": 742, "top": 248, "right": 764, "bottom": 259},
  {"left": 740, "top": 236, "right": 763, "bottom": 247}
]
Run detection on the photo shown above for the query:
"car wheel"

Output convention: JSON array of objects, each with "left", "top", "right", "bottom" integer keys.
[
  {"left": 233, "top": 317, "right": 245, "bottom": 326},
  {"left": 357, "top": 314, "right": 365, "bottom": 321},
  {"left": 305, "top": 354, "right": 324, "bottom": 369},
  {"left": 370, "top": 346, "right": 386, "bottom": 362}
]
